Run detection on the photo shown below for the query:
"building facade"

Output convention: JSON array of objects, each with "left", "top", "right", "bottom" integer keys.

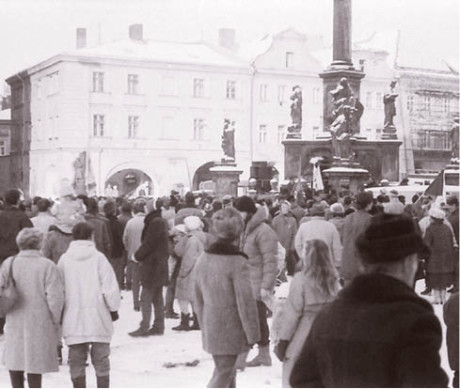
[{"left": 3, "top": 26, "right": 458, "bottom": 198}]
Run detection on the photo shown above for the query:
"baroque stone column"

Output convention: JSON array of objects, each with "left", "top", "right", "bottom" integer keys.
[{"left": 332, "top": 0, "right": 353, "bottom": 68}]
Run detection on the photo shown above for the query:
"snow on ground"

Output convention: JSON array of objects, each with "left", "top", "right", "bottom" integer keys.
[{"left": 0, "top": 279, "right": 454, "bottom": 388}]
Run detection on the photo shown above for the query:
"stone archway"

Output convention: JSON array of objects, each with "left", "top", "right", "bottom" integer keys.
[
  {"left": 192, "top": 161, "right": 216, "bottom": 191},
  {"left": 105, "top": 168, "right": 153, "bottom": 197}
]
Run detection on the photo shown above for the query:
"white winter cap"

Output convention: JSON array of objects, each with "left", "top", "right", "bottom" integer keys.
[{"left": 184, "top": 216, "right": 203, "bottom": 231}]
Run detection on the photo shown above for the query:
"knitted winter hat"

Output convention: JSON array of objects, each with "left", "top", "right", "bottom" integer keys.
[
  {"left": 356, "top": 213, "right": 427, "bottom": 264},
  {"left": 310, "top": 203, "right": 325, "bottom": 216},
  {"left": 428, "top": 207, "right": 445, "bottom": 220},
  {"left": 234, "top": 196, "right": 257, "bottom": 214}
]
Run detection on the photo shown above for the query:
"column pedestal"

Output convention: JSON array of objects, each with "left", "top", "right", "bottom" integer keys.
[
  {"left": 323, "top": 165, "right": 369, "bottom": 195},
  {"left": 209, "top": 163, "right": 243, "bottom": 200}
]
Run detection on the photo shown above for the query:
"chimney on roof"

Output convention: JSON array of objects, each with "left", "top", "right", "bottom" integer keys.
[
  {"left": 76, "top": 28, "right": 87, "bottom": 49},
  {"left": 218, "top": 28, "right": 236, "bottom": 50},
  {"left": 129, "top": 24, "right": 143, "bottom": 41}
]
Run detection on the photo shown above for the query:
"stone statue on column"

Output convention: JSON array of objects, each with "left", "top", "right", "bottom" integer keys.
[
  {"left": 286, "top": 85, "right": 302, "bottom": 139},
  {"left": 328, "top": 77, "right": 364, "bottom": 159},
  {"left": 383, "top": 80, "right": 398, "bottom": 129},
  {"left": 451, "top": 118, "right": 459, "bottom": 161},
  {"left": 221, "top": 118, "right": 236, "bottom": 162}
]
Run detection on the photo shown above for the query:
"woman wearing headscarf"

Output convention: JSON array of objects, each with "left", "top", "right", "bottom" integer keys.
[{"left": 1, "top": 227, "right": 64, "bottom": 388}]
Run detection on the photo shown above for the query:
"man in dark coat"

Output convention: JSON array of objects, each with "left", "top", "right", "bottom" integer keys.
[
  {"left": 84, "top": 198, "right": 112, "bottom": 258},
  {"left": 0, "top": 188, "right": 33, "bottom": 334},
  {"left": 444, "top": 292, "right": 459, "bottom": 388},
  {"left": 447, "top": 195, "right": 459, "bottom": 293},
  {"left": 129, "top": 208, "right": 169, "bottom": 337},
  {"left": 290, "top": 213, "right": 448, "bottom": 388}
]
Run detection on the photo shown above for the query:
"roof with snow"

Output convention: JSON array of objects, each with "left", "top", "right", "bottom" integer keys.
[{"left": 65, "top": 39, "right": 249, "bottom": 69}]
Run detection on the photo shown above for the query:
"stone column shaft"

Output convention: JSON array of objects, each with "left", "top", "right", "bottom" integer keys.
[{"left": 332, "top": 0, "right": 353, "bottom": 67}]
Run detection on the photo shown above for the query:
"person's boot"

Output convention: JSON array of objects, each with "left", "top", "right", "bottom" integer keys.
[
  {"left": 246, "top": 345, "right": 272, "bottom": 367},
  {"left": 71, "top": 376, "right": 86, "bottom": 388},
  {"left": 235, "top": 350, "right": 249, "bottom": 371},
  {"left": 172, "top": 313, "right": 190, "bottom": 331},
  {"left": 190, "top": 312, "right": 200, "bottom": 330},
  {"left": 96, "top": 375, "right": 109, "bottom": 388}
]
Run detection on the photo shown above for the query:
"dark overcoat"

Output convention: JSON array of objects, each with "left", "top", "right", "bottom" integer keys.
[
  {"left": 0, "top": 205, "right": 33, "bottom": 263},
  {"left": 290, "top": 273, "right": 448, "bottom": 388},
  {"left": 135, "top": 210, "right": 169, "bottom": 289}
]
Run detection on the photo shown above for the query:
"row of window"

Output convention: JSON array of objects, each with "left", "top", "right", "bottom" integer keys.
[
  {"left": 92, "top": 114, "right": 208, "bottom": 141},
  {"left": 406, "top": 94, "right": 454, "bottom": 113},
  {"left": 92, "top": 72, "right": 238, "bottom": 99},
  {"left": 260, "top": 85, "right": 321, "bottom": 104}
]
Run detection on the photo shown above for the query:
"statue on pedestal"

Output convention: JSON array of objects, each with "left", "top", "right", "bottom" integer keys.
[
  {"left": 328, "top": 77, "right": 364, "bottom": 159},
  {"left": 221, "top": 119, "right": 235, "bottom": 162},
  {"left": 72, "top": 151, "right": 86, "bottom": 194},
  {"left": 383, "top": 80, "right": 398, "bottom": 129},
  {"left": 287, "top": 85, "right": 302, "bottom": 138}
]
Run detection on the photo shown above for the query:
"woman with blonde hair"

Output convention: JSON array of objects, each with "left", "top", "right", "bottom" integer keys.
[{"left": 273, "top": 239, "right": 340, "bottom": 387}]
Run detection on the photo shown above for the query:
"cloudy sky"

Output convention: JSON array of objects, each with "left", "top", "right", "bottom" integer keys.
[{"left": 0, "top": 0, "right": 458, "bottom": 86}]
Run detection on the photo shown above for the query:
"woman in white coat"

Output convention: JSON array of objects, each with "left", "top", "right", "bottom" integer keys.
[
  {"left": 58, "top": 222, "right": 120, "bottom": 388},
  {"left": 1, "top": 227, "right": 64, "bottom": 388},
  {"left": 273, "top": 239, "right": 340, "bottom": 387}
]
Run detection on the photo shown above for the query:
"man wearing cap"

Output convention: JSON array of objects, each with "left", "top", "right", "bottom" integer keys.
[
  {"left": 340, "top": 191, "right": 374, "bottom": 285},
  {"left": 294, "top": 203, "right": 342, "bottom": 270},
  {"left": 290, "top": 214, "right": 448, "bottom": 388},
  {"left": 234, "top": 196, "right": 278, "bottom": 368},
  {"left": 328, "top": 203, "right": 346, "bottom": 242},
  {"left": 174, "top": 192, "right": 203, "bottom": 226}
]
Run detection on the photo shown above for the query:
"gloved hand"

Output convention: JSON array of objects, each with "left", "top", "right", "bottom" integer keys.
[
  {"left": 274, "top": 340, "right": 289, "bottom": 362},
  {"left": 110, "top": 311, "right": 119, "bottom": 322}
]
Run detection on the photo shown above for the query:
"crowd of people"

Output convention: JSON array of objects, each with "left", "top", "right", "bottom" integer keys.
[{"left": 0, "top": 184, "right": 458, "bottom": 388}]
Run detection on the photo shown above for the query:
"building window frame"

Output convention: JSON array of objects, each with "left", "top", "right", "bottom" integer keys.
[
  {"left": 285, "top": 52, "right": 294, "bottom": 68},
  {"left": 92, "top": 72, "right": 104, "bottom": 93},
  {"left": 226, "top": 80, "right": 236, "bottom": 99},
  {"left": 127, "top": 74, "right": 139, "bottom": 95},
  {"left": 128, "top": 115, "right": 139, "bottom": 138},
  {"left": 193, "top": 78, "right": 204, "bottom": 98},
  {"left": 93, "top": 114, "right": 105, "bottom": 137},
  {"left": 193, "top": 118, "right": 205, "bottom": 140},
  {"left": 258, "top": 124, "right": 267, "bottom": 143},
  {"left": 260, "top": 84, "right": 268, "bottom": 102}
]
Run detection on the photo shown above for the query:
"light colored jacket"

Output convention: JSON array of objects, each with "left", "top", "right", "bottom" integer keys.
[
  {"left": 271, "top": 213, "right": 297, "bottom": 251},
  {"left": 275, "top": 272, "right": 338, "bottom": 387},
  {"left": 295, "top": 217, "right": 342, "bottom": 268},
  {"left": 31, "top": 212, "right": 57, "bottom": 235},
  {"left": 1, "top": 251, "right": 64, "bottom": 374},
  {"left": 192, "top": 243, "right": 260, "bottom": 355},
  {"left": 122, "top": 213, "right": 146, "bottom": 259},
  {"left": 240, "top": 207, "right": 278, "bottom": 300},
  {"left": 58, "top": 240, "right": 120, "bottom": 345}
]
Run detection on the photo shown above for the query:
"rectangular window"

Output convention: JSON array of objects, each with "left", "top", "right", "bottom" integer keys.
[
  {"left": 193, "top": 118, "right": 205, "bottom": 140},
  {"left": 375, "top": 92, "right": 382, "bottom": 109},
  {"left": 285, "top": 52, "right": 294, "bottom": 68},
  {"left": 260, "top": 84, "right": 268, "bottom": 102},
  {"left": 359, "top": 59, "right": 365, "bottom": 72},
  {"left": 278, "top": 85, "right": 286, "bottom": 104},
  {"left": 258, "top": 124, "right": 267, "bottom": 143},
  {"left": 313, "top": 88, "right": 321, "bottom": 104},
  {"left": 93, "top": 114, "right": 105, "bottom": 137},
  {"left": 92, "top": 72, "right": 104, "bottom": 93},
  {"left": 424, "top": 95, "right": 431, "bottom": 111},
  {"left": 366, "top": 92, "right": 373, "bottom": 109},
  {"left": 407, "top": 94, "right": 414, "bottom": 111},
  {"left": 226, "top": 80, "right": 236, "bottom": 99},
  {"left": 277, "top": 125, "right": 285, "bottom": 143},
  {"left": 127, "top": 74, "right": 139, "bottom": 95},
  {"left": 128, "top": 115, "right": 139, "bottom": 138},
  {"left": 444, "top": 97, "right": 450, "bottom": 113},
  {"left": 193, "top": 78, "right": 204, "bottom": 98},
  {"left": 0, "top": 140, "right": 6, "bottom": 156}
]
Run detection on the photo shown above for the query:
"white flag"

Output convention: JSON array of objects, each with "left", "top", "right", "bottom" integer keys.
[{"left": 312, "top": 162, "right": 324, "bottom": 191}]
